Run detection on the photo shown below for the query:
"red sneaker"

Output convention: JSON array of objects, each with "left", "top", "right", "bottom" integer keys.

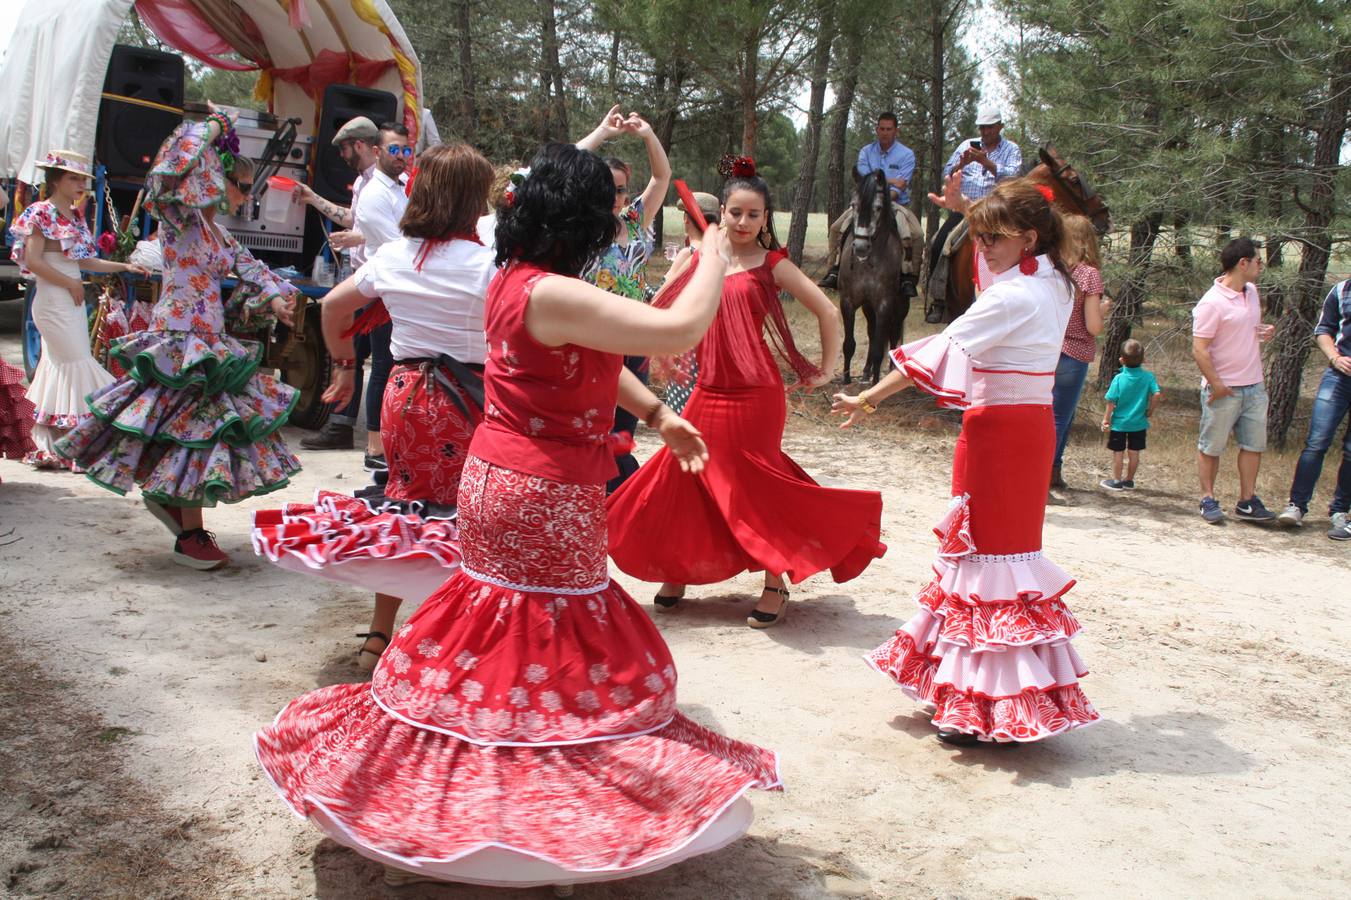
[
  {"left": 144, "top": 497, "right": 184, "bottom": 536},
  {"left": 173, "top": 529, "right": 230, "bottom": 571}
]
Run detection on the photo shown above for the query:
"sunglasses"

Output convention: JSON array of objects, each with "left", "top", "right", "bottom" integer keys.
[
  {"left": 384, "top": 145, "right": 413, "bottom": 158},
  {"left": 228, "top": 177, "right": 254, "bottom": 191}
]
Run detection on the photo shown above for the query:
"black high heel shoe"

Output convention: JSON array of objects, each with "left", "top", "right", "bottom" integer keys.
[
  {"left": 356, "top": 630, "right": 390, "bottom": 671},
  {"left": 747, "top": 586, "right": 790, "bottom": 629},
  {"left": 653, "top": 587, "right": 684, "bottom": 611}
]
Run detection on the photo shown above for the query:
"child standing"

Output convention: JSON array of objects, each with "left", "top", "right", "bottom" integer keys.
[{"left": 1100, "top": 339, "right": 1161, "bottom": 490}]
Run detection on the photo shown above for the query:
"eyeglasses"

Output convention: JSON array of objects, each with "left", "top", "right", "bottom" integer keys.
[
  {"left": 384, "top": 145, "right": 413, "bottom": 158},
  {"left": 972, "top": 231, "right": 1010, "bottom": 247},
  {"left": 228, "top": 177, "right": 253, "bottom": 191}
]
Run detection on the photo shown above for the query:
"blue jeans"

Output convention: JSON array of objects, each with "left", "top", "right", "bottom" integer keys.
[
  {"left": 1051, "top": 353, "right": 1091, "bottom": 469},
  {"left": 330, "top": 320, "right": 393, "bottom": 432},
  {"left": 1288, "top": 367, "right": 1351, "bottom": 515}
]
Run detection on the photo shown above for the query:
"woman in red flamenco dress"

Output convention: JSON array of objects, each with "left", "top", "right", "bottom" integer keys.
[
  {"left": 832, "top": 176, "right": 1099, "bottom": 746},
  {"left": 251, "top": 143, "right": 498, "bottom": 670},
  {"left": 607, "top": 156, "right": 885, "bottom": 627},
  {"left": 255, "top": 143, "right": 781, "bottom": 890}
]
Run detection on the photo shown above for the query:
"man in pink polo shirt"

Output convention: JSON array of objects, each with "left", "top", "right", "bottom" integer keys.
[{"left": 1192, "top": 237, "right": 1276, "bottom": 524}]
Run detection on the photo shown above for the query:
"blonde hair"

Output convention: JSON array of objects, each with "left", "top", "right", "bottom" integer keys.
[
  {"left": 1061, "top": 213, "right": 1101, "bottom": 269},
  {"left": 487, "top": 161, "right": 521, "bottom": 211}
]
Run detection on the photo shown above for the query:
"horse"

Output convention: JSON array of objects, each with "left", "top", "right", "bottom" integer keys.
[
  {"left": 838, "top": 169, "right": 915, "bottom": 384},
  {"left": 926, "top": 145, "right": 1111, "bottom": 324}
]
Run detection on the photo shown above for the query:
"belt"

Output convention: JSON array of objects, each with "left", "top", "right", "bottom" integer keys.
[{"left": 395, "top": 355, "right": 485, "bottom": 420}]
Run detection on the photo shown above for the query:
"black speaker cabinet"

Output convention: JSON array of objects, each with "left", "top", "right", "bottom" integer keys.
[
  {"left": 95, "top": 44, "right": 185, "bottom": 179},
  {"left": 313, "top": 84, "right": 399, "bottom": 202}
]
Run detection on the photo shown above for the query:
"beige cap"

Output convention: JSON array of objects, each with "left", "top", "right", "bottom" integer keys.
[
  {"left": 677, "top": 191, "right": 720, "bottom": 220},
  {"left": 975, "top": 105, "right": 1003, "bottom": 126},
  {"left": 332, "top": 116, "right": 380, "bottom": 145}
]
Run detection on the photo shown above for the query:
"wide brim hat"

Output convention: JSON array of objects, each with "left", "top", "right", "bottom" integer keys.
[
  {"left": 677, "top": 191, "right": 720, "bottom": 220},
  {"left": 41, "top": 149, "right": 94, "bottom": 180}
]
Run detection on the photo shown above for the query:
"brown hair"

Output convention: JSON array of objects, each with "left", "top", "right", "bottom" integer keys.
[
  {"left": 487, "top": 161, "right": 520, "bottom": 211},
  {"left": 1061, "top": 213, "right": 1101, "bottom": 269},
  {"left": 38, "top": 168, "right": 86, "bottom": 200},
  {"left": 966, "top": 178, "right": 1071, "bottom": 280},
  {"left": 1121, "top": 338, "right": 1145, "bottom": 368},
  {"left": 400, "top": 143, "right": 492, "bottom": 239}
]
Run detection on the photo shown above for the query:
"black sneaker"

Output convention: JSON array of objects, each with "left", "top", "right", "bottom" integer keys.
[
  {"left": 363, "top": 453, "right": 388, "bottom": 472},
  {"left": 1235, "top": 495, "right": 1276, "bottom": 522},
  {"left": 300, "top": 422, "right": 354, "bottom": 450},
  {"left": 1121, "top": 479, "right": 1136, "bottom": 490},
  {"left": 1100, "top": 478, "right": 1126, "bottom": 491}
]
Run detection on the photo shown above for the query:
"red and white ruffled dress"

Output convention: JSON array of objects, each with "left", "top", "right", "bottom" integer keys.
[
  {"left": 866, "top": 255, "right": 1100, "bottom": 742},
  {"left": 252, "top": 236, "right": 495, "bottom": 602},
  {"left": 0, "top": 353, "right": 37, "bottom": 473},
  {"left": 255, "top": 261, "right": 781, "bottom": 886}
]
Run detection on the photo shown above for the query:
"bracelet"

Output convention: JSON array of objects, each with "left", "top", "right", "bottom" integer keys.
[
  {"left": 331, "top": 358, "right": 357, "bottom": 371},
  {"left": 642, "top": 399, "right": 666, "bottom": 428},
  {"left": 858, "top": 393, "right": 877, "bottom": 414}
]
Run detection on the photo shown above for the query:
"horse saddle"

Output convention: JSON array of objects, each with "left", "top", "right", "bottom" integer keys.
[{"left": 941, "top": 217, "right": 969, "bottom": 257}]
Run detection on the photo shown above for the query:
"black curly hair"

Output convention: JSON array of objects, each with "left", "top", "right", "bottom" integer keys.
[
  {"left": 494, "top": 143, "right": 616, "bottom": 276},
  {"left": 718, "top": 156, "right": 780, "bottom": 250}
]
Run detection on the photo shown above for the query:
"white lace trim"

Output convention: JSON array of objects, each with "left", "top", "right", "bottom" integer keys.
[
  {"left": 461, "top": 563, "right": 610, "bottom": 596},
  {"left": 967, "top": 551, "right": 1045, "bottom": 563}
]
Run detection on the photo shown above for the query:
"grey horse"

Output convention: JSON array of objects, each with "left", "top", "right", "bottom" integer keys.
[{"left": 839, "top": 169, "right": 910, "bottom": 384}]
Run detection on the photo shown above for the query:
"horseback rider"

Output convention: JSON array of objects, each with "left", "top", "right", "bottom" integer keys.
[
  {"left": 818, "top": 112, "right": 920, "bottom": 290},
  {"left": 924, "top": 104, "right": 1022, "bottom": 322}
]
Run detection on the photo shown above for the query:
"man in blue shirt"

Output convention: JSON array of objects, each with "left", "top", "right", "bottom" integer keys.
[
  {"left": 925, "top": 105, "right": 1023, "bottom": 321},
  {"left": 818, "top": 112, "right": 919, "bottom": 289},
  {"left": 1277, "top": 278, "right": 1351, "bottom": 540}
]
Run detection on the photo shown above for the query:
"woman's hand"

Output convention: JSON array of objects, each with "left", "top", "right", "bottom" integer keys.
[
  {"left": 595, "top": 104, "right": 626, "bottom": 141},
  {"left": 1099, "top": 295, "right": 1114, "bottom": 318},
  {"left": 328, "top": 230, "right": 363, "bottom": 250},
  {"left": 623, "top": 113, "right": 654, "bottom": 138},
  {"left": 831, "top": 392, "right": 870, "bottom": 429},
  {"left": 322, "top": 366, "right": 356, "bottom": 407},
  {"left": 271, "top": 294, "right": 297, "bottom": 326},
  {"left": 655, "top": 411, "right": 709, "bottom": 474},
  {"left": 927, "top": 170, "right": 968, "bottom": 215},
  {"left": 65, "top": 277, "right": 85, "bottom": 305},
  {"left": 123, "top": 262, "right": 150, "bottom": 277},
  {"left": 206, "top": 100, "right": 238, "bottom": 129}
]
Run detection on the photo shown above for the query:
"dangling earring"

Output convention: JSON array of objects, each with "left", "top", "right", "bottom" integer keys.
[{"left": 1019, "top": 244, "right": 1038, "bottom": 275}]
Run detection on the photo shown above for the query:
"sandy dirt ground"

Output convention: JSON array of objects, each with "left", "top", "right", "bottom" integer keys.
[{"left": 3, "top": 317, "right": 1351, "bottom": 899}]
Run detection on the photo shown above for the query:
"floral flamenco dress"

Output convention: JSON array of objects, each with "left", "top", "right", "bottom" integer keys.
[
  {"left": 252, "top": 236, "right": 495, "bottom": 603},
  {"left": 255, "top": 261, "right": 781, "bottom": 887},
  {"left": 607, "top": 249, "right": 886, "bottom": 589},
  {"left": 0, "top": 354, "right": 36, "bottom": 473},
  {"left": 8, "top": 200, "right": 113, "bottom": 469},
  {"left": 55, "top": 122, "right": 301, "bottom": 505},
  {"left": 865, "top": 255, "right": 1100, "bottom": 742}
]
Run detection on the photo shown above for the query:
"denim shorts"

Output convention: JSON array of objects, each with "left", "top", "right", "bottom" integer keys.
[{"left": 1198, "top": 382, "right": 1268, "bottom": 455}]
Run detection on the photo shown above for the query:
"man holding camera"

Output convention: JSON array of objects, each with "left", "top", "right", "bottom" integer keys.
[{"left": 925, "top": 105, "right": 1022, "bottom": 322}]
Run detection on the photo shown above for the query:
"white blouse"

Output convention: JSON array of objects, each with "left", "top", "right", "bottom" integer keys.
[{"left": 355, "top": 236, "right": 494, "bottom": 364}]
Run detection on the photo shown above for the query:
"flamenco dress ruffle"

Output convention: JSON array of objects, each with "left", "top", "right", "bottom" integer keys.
[
  {"left": 0, "top": 355, "right": 37, "bottom": 465},
  {"left": 54, "top": 329, "right": 300, "bottom": 505},
  {"left": 256, "top": 456, "right": 782, "bottom": 886},
  {"left": 865, "top": 334, "right": 1099, "bottom": 742},
  {"left": 252, "top": 360, "right": 480, "bottom": 602}
]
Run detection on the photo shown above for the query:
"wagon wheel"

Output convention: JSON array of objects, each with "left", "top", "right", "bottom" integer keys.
[{"left": 280, "top": 299, "right": 332, "bottom": 431}]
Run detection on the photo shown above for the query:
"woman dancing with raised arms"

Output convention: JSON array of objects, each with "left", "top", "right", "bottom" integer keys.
[
  {"left": 833, "top": 175, "right": 1100, "bottom": 746},
  {"left": 607, "top": 155, "right": 885, "bottom": 628},
  {"left": 255, "top": 143, "right": 781, "bottom": 891}
]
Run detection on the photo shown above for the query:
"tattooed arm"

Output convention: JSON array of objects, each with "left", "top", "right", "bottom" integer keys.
[{"left": 295, "top": 183, "right": 353, "bottom": 228}]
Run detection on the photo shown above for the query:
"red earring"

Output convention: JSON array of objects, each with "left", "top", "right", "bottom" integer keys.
[{"left": 1019, "top": 245, "right": 1038, "bottom": 275}]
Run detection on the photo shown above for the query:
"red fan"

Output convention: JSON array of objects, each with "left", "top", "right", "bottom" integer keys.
[{"left": 674, "top": 179, "right": 707, "bottom": 231}]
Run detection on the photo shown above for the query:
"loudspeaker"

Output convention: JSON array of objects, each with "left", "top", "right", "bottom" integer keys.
[
  {"left": 96, "top": 45, "right": 185, "bottom": 179},
  {"left": 313, "top": 84, "right": 399, "bottom": 202}
]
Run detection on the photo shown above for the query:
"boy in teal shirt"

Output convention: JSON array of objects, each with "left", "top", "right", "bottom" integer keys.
[{"left": 1100, "top": 339, "right": 1162, "bottom": 490}]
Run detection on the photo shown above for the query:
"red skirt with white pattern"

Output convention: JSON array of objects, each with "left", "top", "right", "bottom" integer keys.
[
  {"left": 251, "top": 362, "right": 480, "bottom": 602},
  {"left": 865, "top": 404, "right": 1099, "bottom": 742},
  {"left": 256, "top": 455, "right": 782, "bottom": 886},
  {"left": 1, "top": 355, "right": 37, "bottom": 466}
]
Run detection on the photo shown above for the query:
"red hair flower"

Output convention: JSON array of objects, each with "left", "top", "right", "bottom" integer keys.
[
  {"left": 1035, "top": 184, "right": 1056, "bottom": 203},
  {"left": 717, "top": 154, "right": 757, "bottom": 179}
]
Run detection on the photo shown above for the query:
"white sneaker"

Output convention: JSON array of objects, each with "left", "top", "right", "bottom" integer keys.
[
  {"left": 1277, "top": 504, "right": 1304, "bottom": 527},
  {"left": 1329, "top": 512, "right": 1351, "bottom": 542}
]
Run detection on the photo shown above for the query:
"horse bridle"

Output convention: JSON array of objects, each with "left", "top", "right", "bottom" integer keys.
[{"left": 851, "top": 172, "right": 888, "bottom": 262}]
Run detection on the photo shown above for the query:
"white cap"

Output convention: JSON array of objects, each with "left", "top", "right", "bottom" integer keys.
[{"left": 975, "top": 105, "right": 1003, "bottom": 126}]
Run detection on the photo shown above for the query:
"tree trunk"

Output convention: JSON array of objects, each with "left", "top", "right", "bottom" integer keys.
[
  {"left": 1266, "top": 50, "right": 1351, "bottom": 448},
  {"left": 539, "top": 0, "right": 568, "bottom": 140},
  {"left": 608, "top": 30, "right": 620, "bottom": 94},
  {"left": 651, "top": 61, "right": 686, "bottom": 250},
  {"left": 925, "top": 2, "right": 947, "bottom": 249},
  {"left": 787, "top": 4, "right": 835, "bottom": 265},
  {"left": 455, "top": 0, "right": 477, "bottom": 142},
  {"left": 740, "top": 31, "right": 760, "bottom": 155},
  {"left": 825, "top": 26, "right": 863, "bottom": 224},
  {"left": 1263, "top": 238, "right": 1286, "bottom": 318},
  {"left": 1098, "top": 213, "right": 1163, "bottom": 388}
]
